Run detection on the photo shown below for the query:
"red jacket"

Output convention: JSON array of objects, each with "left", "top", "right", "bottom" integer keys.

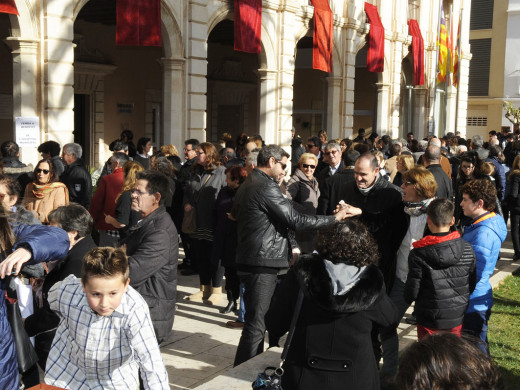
[{"left": 89, "top": 168, "right": 124, "bottom": 230}]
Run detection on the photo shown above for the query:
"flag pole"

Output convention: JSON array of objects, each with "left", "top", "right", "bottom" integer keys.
[
  {"left": 432, "top": 0, "right": 443, "bottom": 136},
  {"left": 454, "top": 8, "right": 463, "bottom": 135}
]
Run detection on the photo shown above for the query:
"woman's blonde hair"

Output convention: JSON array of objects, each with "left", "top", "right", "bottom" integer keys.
[
  {"left": 160, "top": 144, "right": 178, "bottom": 157},
  {"left": 402, "top": 166, "right": 438, "bottom": 200},
  {"left": 299, "top": 153, "right": 318, "bottom": 166},
  {"left": 116, "top": 161, "right": 144, "bottom": 203},
  {"left": 397, "top": 154, "right": 415, "bottom": 171}
]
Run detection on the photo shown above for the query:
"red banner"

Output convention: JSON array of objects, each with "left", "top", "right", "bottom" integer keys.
[
  {"left": 408, "top": 19, "right": 424, "bottom": 85},
  {"left": 234, "top": 0, "right": 262, "bottom": 53},
  {"left": 116, "top": 0, "right": 162, "bottom": 47},
  {"left": 311, "top": 0, "right": 333, "bottom": 73},
  {"left": 364, "top": 3, "right": 384, "bottom": 73},
  {"left": 0, "top": 0, "right": 19, "bottom": 15}
]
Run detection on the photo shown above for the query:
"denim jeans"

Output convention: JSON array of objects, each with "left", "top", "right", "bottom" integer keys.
[
  {"left": 238, "top": 283, "right": 246, "bottom": 323},
  {"left": 380, "top": 278, "right": 410, "bottom": 376},
  {"left": 233, "top": 272, "right": 278, "bottom": 366}
]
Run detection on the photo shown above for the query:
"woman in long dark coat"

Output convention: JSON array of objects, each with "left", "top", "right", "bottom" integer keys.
[{"left": 266, "top": 220, "right": 398, "bottom": 390}]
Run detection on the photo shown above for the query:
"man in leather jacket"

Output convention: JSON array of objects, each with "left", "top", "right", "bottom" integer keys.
[{"left": 232, "top": 144, "right": 348, "bottom": 366}]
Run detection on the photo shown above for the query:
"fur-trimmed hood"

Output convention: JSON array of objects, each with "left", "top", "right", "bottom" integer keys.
[{"left": 294, "top": 254, "right": 384, "bottom": 313}]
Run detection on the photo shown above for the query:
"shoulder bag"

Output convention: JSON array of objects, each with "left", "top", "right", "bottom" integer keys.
[{"left": 252, "top": 289, "right": 304, "bottom": 390}]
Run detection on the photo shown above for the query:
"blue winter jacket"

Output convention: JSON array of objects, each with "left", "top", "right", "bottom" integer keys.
[
  {"left": 463, "top": 213, "right": 507, "bottom": 313},
  {"left": 0, "top": 224, "right": 69, "bottom": 390}
]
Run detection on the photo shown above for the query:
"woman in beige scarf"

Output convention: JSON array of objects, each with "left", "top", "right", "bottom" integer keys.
[{"left": 22, "top": 159, "right": 69, "bottom": 223}]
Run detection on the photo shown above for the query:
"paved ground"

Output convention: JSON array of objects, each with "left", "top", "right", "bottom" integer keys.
[{"left": 160, "top": 232, "right": 520, "bottom": 389}]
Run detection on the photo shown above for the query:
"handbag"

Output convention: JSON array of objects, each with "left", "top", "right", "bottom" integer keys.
[
  {"left": 182, "top": 174, "right": 211, "bottom": 234},
  {"left": 252, "top": 289, "right": 304, "bottom": 390},
  {"left": 5, "top": 291, "right": 39, "bottom": 373}
]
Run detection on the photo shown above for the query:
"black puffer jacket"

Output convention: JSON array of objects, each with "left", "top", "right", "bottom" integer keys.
[
  {"left": 60, "top": 159, "right": 92, "bottom": 209},
  {"left": 404, "top": 231, "right": 476, "bottom": 329},
  {"left": 121, "top": 206, "right": 178, "bottom": 344},
  {"left": 266, "top": 255, "right": 398, "bottom": 390},
  {"left": 233, "top": 169, "right": 335, "bottom": 269}
]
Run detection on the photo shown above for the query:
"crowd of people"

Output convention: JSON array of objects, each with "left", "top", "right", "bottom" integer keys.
[{"left": 0, "top": 126, "right": 512, "bottom": 389}]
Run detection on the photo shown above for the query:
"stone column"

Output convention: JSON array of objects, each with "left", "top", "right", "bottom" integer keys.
[
  {"left": 257, "top": 69, "right": 278, "bottom": 144},
  {"left": 187, "top": 1, "right": 208, "bottom": 142},
  {"left": 4, "top": 37, "right": 40, "bottom": 165},
  {"left": 326, "top": 76, "right": 342, "bottom": 139},
  {"left": 375, "top": 83, "right": 391, "bottom": 136},
  {"left": 160, "top": 57, "right": 185, "bottom": 148},
  {"left": 42, "top": 4, "right": 75, "bottom": 146}
]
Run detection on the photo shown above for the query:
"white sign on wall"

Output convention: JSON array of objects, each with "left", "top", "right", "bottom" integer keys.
[{"left": 15, "top": 117, "right": 40, "bottom": 147}]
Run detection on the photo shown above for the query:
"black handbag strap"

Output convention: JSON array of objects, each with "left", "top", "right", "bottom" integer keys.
[{"left": 280, "top": 289, "right": 304, "bottom": 364}]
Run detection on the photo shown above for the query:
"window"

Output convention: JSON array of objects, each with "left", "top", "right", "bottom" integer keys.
[
  {"left": 468, "top": 38, "right": 491, "bottom": 96},
  {"left": 470, "top": 0, "right": 494, "bottom": 30},
  {"left": 466, "top": 117, "right": 488, "bottom": 127}
]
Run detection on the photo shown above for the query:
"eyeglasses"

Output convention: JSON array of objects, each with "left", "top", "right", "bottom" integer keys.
[
  {"left": 302, "top": 164, "right": 316, "bottom": 169},
  {"left": 36, "top": 169, "right": 50, "bottom": 174},
  {"left": 461, "top": 165, "right": 474, "bottom": 171},
  {"left": 324, "top": 150, "right": 338, "bottom": 156},
  {"left": 306, "top": 144, "right": 316, "bottom": 149},
  {"left": 184, "top": 148, "right": 193, "bottom": 152},
  {"left": 130, "top": 189, "right": 152, "bottom": 196},
  {"left": 196, "top": 151, "right": 205, "bottom": 156}
]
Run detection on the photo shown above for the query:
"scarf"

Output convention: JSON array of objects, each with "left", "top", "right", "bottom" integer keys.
[
  {"left": 32, "top": 182, "right": 69, "bottom": 201},
  {"left": 404, "top": 197, "right": 434, "bottom": 216}
]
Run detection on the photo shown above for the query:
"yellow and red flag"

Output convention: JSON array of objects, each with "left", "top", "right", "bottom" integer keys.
[
  {"left": 453, "top": 14, "right": 461, "bottom": 87},
  {"left": 437, "top": 6, "right": 448, "bottom": 84}
]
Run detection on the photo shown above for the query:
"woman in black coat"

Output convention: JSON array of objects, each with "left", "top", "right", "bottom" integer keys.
[{"left": 266, "top": 220, "right": 398, "bottom": 390}]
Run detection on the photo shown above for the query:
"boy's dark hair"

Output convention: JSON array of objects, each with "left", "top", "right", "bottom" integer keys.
[
  {"left": 37, "top": 141, "right": 61, "bottom": 157},
  {"left": 461, "top": 179, "right": 496, "bottom": 212},
  {"left": 136, "top": 170, "right": 169, "bottom": 205},
  {"left": 82, "top": 247, "right": 129, "bottom": 284},
  {"left": 427, "top": 198, "right": 454, "bottom": 227},
  {"left": 48, "top": 203, "right": 93, "bottom": 240},
  {"left": 1, "top": 141, "right": 19, "bottom": 158},
  {"left": 396, "top": 333, "right": 502, "bottom": 390}
]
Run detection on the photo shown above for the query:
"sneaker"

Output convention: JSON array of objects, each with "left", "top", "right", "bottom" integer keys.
[{"left": 226, "top": 320, "right": 245, "bottom": 329}]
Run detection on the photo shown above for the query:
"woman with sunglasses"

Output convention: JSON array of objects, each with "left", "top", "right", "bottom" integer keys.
[
  {"left": 285, "top": 153, "right": 320, "bottom": 253},
  {"left": 22, "top": 159, "right": 69, "bottom": 223}
]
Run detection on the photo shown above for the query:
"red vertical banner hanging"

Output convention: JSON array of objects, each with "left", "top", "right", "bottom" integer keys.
[
  {"left": 311, "top": 0, "right": 333, "bottom": 73},
  {"left": 234, "top": 0, "right": 262, "bottom": 53},
  {"left": 364, "top": 2, "right": 384, "bottom": 73},
  {"left": 408, "top": 19, "right": 424, "bottom": 86},
  {"left": 116, "top": 0, "right": 162, "bottom": 47},
  {"left": 0, "top": 0, "right": 19, "bottom": 15}
]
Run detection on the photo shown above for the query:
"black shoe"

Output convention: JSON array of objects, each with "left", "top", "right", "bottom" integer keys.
[
  {"left": 178, "top": 260, "right": 191, "bottom": 270},
  {"left": 220, "top": 300, "right": 237, "bottom": 314},
  {"left": 181, "top": 268, "right": 198, "bottom": 276}
]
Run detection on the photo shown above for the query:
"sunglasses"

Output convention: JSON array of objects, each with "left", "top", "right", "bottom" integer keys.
[
  {"left": 306, "top": 144, "right": 316, "bottom": 149},
  {"left": 275, "top": 160, "right": 287, "bottom": 170},
  {"left": 302, "top": 164, "right": 316, "bottom": 169},
  {"left": 324, "top": 151, "right": 338, "bottom": 156},
  {"left": 36, "top": 169, "right": 50, "bottom": 174}
]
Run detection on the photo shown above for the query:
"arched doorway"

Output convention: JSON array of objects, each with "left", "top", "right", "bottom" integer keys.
[
  {"left": 0, "top": 13, "right": 14, "bottom": 143},
  {"left": 353, "top": 45, "right": 378, "bottom": 137},
  {"left": 74, "top": 0, "right": 165, "bottom": 166},
  {"left": 206, "top": 20, "right": 260, "bottom": 144},
  {"left": 292, "top": 36, "right": 328, "bottom": 141}
]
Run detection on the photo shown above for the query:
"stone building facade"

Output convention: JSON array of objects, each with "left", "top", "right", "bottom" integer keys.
[{"left": 0, "top": 0, "right": 470, "bottom": 167}]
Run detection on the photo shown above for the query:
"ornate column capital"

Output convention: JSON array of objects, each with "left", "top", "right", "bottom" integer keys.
[
  {"left": 4, "top": 37, "right": 39, "bottom": 55},
  {"left": 159, "top": 57, "right": 186, "bottom": 71}
]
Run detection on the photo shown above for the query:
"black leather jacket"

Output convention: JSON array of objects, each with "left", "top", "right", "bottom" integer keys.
[{"left": 233, "top": 169, "right": 335, "bottom": 269}]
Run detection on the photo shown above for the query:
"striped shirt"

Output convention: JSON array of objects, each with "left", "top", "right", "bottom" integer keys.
[{"left": 45, "top": 275, "right": 169, "bottom": 390}]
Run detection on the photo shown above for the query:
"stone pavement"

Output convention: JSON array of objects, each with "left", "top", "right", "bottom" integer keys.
[{"left": 160, "top": 234, "right": 520, "bottom": 389}]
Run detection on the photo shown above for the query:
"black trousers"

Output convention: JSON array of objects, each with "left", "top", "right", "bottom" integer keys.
[{"left": 191, "top": 238, "right": 225, "bottom": 287}]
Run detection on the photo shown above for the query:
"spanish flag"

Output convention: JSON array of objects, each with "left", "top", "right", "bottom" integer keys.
[
  {"left": 0, "top": 0, "right": 18, "bottom": 15},
  {"left": 437, "top": 6, "right": 448, "bottom": 84}
]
